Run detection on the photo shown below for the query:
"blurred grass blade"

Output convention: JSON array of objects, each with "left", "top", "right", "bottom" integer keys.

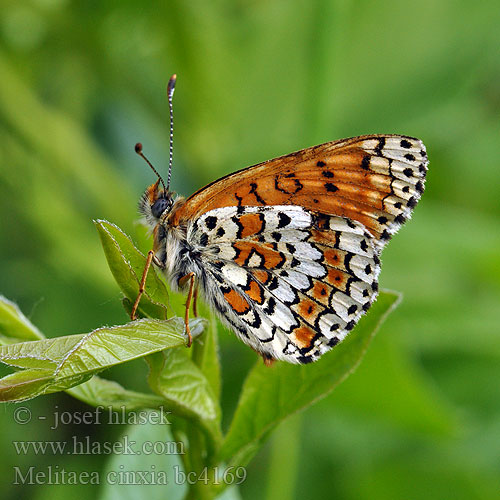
[
  {"left": 95, "top": 219, "right": 170, "bottom": 319},
  {"left": 0, "top": 52, "right": 134, "bottom": 228},
  {"left": 218, "top": 291, "right": 401, "bottom": 467},
  {"left": 0, "top": 316, "right": 206, "bottom": 402},
  {"left": 0, "top": 295, "right": 45, "bottom": 345}
]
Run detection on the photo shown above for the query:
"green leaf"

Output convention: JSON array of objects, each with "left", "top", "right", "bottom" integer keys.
[
  {"left": 218, "top": 290, "right": 401, "bottom": 467},
  {"left": 0, "top": 295, "right": 45, "bottom": 344},
  {"left": 193, "top": 312, "right": 222, "bottom": 402},
  {"left": 67, "top": 376, "right": 166, "bottom": 410},
  {"left": 146, "top": 349, "right": 222, "bottom": 456},
  {"left": 328, "top": 331, "right": 457, "bottom": 436},
  {"left": 0, "top": 334, "right": 84, "bottom": 370},
  {"left": 0, "top": 317, "right": 206, "bottom": 402},
  {"left": 0, "top": 368, "right": 56, "bottom": 402},
  {"left": 95, "top": 219, "right": 170, "bottom": 319}
]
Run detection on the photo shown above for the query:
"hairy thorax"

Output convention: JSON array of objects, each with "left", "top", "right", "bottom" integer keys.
[{"left": 155, "top": 198, "right": 200, "bottom": 292}]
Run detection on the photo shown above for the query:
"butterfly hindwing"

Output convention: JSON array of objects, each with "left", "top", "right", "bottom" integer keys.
[{"left": 187, "top": 205, "right": 380, "bottom": 363}]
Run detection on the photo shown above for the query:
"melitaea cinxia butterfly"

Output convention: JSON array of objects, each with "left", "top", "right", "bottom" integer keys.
[{"left": 132, "top": 75, "right": 428, "bottom": 365}]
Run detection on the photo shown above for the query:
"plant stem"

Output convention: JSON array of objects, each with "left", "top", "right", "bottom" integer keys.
[
  {"left": 183, "top": 425, "right": 218, "bottom": 500},
  {"left": 265, "top": 413, "right": 303, "bottom": 500}
]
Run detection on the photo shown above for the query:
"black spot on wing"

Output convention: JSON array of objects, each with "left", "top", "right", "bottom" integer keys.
[
  {"left": 250, "top": 182, "right": 266, "bottom": 204},
  {"left": 347, "top": 304, "right": 357, "bottom": 315},
  {"left": 263, "top": 297, "right": 276, "bottom": 315},
  {"left": 327, "top": 337, "right": 339, "bottom": 347},
  {"left": 374, "top": 137, "right": 386, "bottom": 156},
  {"left": 325, "top": 183, "right": 338, "bottom": 192},
  {"left": 345, "top": 320, "right": 355, "bottom": 331},
  {"left": 361, "top": 155, "right": 370, "bottom": 170},
  {"left": 278, "top": 212, "right": 291, "bottom": 228},
  {"left": 205, "top": 216, "right": 217, "bottom": 230},
  {"left": 297, "top": 355, "right": 314, "bottom": 364}
]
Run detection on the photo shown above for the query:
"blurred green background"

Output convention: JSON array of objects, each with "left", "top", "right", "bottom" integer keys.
[{"left": 1, "top": 0, "right": 500, "bottom": 499}]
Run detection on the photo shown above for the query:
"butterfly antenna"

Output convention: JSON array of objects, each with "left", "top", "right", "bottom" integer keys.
[
  {"left": 134, "top": 143, "right": 167, "bottom": 193},
  {"left": 166, "top": 74, "right": 176, "bottom": 191}
]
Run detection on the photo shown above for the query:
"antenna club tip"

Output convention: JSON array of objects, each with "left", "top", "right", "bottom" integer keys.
[
  {"left": 135, "top": 143, "right": 143, "bottom": 154},
  {"left": 167, "top": 74, "right": 177, "bottom": 94}
]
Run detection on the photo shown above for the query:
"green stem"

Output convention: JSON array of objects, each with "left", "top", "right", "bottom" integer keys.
[
  {"left": 265, "top": 413, "right": 303, "bottom": 500},
  {"left": 183, "top": 425, "right": 218, "bottom": 500},
  {"left": 172, "top": 420, "right": 192, "bottom": 478}
]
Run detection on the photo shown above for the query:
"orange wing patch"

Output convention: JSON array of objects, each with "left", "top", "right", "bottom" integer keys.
[
  {"left": 224, "top": 289, "right": 251, "bottom": 314},
  {"left": 322, "top": 247, "right": 343, "bottom": 268},
  {"left": 292, "top": 298, "right": 321, "bottom": 325},
  {"left": 291, "top": 325, "right": 317, "bottom": 349},
  {"left": 245, "top": 279, "right": 265, "bottom": 305},
  {"left": 309, "top": 280, "right": 332, "bottom": 306},
  {"left": 232, "top": 241, "right": 285, "bottom": 269},
  {"left": 324, "top": 268, "right": 350, "bottom": 290},
  {"left": 169, "top": 134, "right": 425, "bottom": 244},
  {"left": 251, "top": 270, "right": 271, "bottom": 285},
  {"left": 237, "top": 212, "right": 265, "bottom": 239}
]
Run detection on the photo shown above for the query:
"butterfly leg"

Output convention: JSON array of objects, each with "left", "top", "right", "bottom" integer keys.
[
  {"left": 130, "top": 250, "right": 164, "bottom": 321},
  {"left": 193, "top": 287, "right": 198, "bottom": 317},
  {"left": 178, "top": 272, "right": 196, "bottom": 347}
]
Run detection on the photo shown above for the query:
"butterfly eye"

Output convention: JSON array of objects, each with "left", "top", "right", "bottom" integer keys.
[{"left": 151, "top": 197, "right": 170, "bottom": 218}]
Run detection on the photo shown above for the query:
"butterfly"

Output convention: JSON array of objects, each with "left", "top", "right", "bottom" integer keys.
[{"left": 131, "top": 76, "right": 428, "bottom": 365}]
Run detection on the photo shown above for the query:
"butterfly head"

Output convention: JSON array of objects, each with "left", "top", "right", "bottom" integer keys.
[
  {"left": 139, "top": 178, "right": 174, "bottom": 227},
  {"left": 135, "top": 143, "right": 175, "bottom": 227}
]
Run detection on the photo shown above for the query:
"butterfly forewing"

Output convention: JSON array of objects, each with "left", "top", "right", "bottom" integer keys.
[{"left": 171, "top": 134, "right": 427, "bottom": 251}]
